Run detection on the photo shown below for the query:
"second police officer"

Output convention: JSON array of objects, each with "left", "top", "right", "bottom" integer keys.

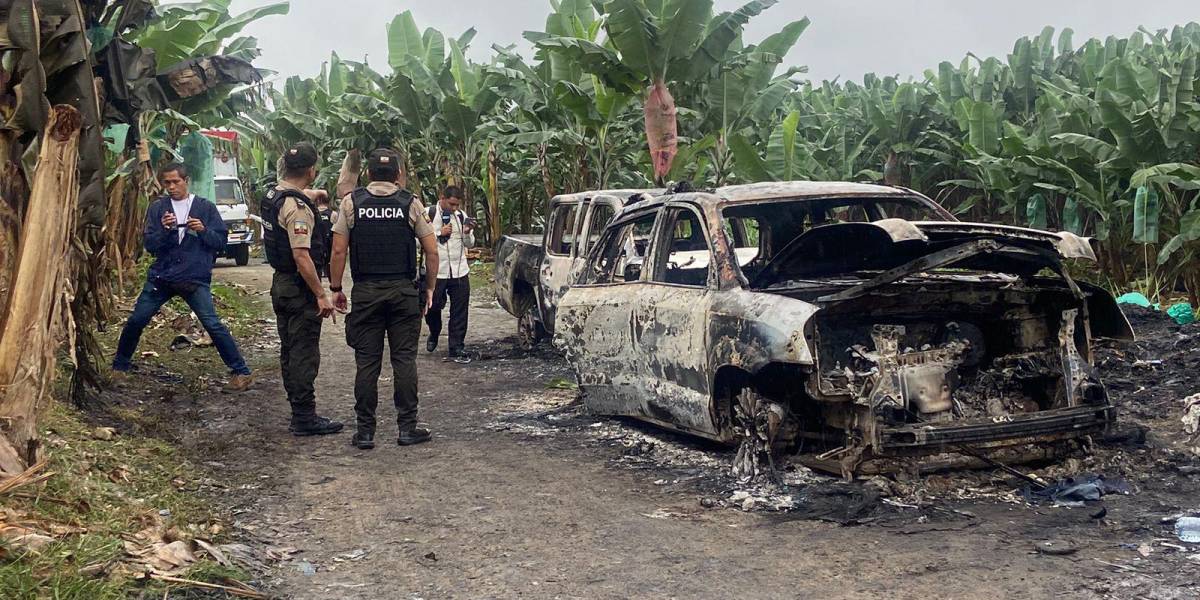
[{"left": 329, "top": 148, "right": 439, "bottom": 450}]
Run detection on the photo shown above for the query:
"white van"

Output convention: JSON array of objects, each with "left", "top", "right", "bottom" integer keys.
[
  {"left": 206, "top": 131, "right": 254, "bottom": 266},
  {"left": 214, "top": 176, "right": 254, "bottom": 265}
]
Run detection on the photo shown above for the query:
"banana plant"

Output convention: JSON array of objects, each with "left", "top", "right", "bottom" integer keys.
[{"left": 538, "top": 0, "right": 782, "bottom": 182}]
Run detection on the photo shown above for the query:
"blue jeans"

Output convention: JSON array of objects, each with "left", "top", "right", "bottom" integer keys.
[{"left": 113, "top": 280, "right": 251, "bottom": 375}]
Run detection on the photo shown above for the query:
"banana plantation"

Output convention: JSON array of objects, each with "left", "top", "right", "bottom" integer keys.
[
  {"left": 2, "top": 0, "right": 1200, "bottom": 477},
  {"left": 233, "top": 3, "right": 1200, "bottom": 307}
]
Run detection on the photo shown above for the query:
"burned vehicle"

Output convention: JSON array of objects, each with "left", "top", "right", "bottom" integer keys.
[
  {"left": 555, "top": 182, "right": 1133, "bottom": 477},
  {"left": 494, "top": 189, "right": 661, "bottom": 349}
]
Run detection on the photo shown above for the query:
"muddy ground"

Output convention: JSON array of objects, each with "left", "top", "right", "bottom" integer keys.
[{"left": 101, "top": 259, "right": 1200, "bottom": 599}]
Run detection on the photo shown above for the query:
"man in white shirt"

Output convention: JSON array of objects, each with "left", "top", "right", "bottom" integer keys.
[{"left": 423, "top": 185, "right": 474, "bottom": 363}]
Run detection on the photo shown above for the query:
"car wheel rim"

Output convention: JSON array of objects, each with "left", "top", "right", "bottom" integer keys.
[
  {"left": 517, "top": 312, "right": 537, "bottom": 351},
  {"left": 731, "top": 389, "right": 786, "bottom": 482}
]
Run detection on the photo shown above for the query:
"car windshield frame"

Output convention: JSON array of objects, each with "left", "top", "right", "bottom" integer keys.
[
  {"left": 213, "top": 179, "right": 244, "bottom": 206},
  {"left": 717, "top": 194, "right": 955, "bottom": 287}
]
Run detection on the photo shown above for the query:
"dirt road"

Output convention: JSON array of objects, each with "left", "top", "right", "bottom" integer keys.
[{"left": 172, "top": 260, "right": 1197, "bottom": 599}]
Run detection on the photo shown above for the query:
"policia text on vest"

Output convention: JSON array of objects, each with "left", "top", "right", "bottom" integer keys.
[{"left": 329, "top": 148, "right": 439, "bottom": 450}]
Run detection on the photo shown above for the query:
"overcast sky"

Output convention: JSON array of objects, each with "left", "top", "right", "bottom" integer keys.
[{"left": 225, "top": 0, "right": 1199, "bottom": 84}]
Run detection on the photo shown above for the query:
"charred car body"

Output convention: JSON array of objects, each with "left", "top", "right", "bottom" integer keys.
[{"left": 555, "top": 182, "right": 1133, "bottom": 477}]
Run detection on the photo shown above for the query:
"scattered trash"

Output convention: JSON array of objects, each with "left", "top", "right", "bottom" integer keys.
[
  {"left": 1166, "top": 302, "right": 1197, "bottom": 325},
  {"left": 1021, "top": 474, "right": 1132, "bottom": 505},
  {"left": 1116, "top": 292, "right": 1156, "bottom": 309},
  {"left": 91, "top": 427, "right": 116, "bottom": 441},
  {"left": 1175, "top": 517, "right": 1200, "bottom": 543},
  {"left": 140, "top": 350, "right": 160, "bottom": 358},
  {"left": 1034, "top": 540, "right": 1078, "bottom": 556},
  {"left": 295, "top": 560, "right": 317, "bottom": 576},
  {"left": 309, "top": 475, "right": 337, "bottom": 486},
  {"left": 422, "top": 551, "right": 438, "bottom": 562},
  {"left": 334, "top": 548, "right": 368, "bottom": 562},
  {"left": 1182, "top": 394, "right": 1200, "bottom": 443}
]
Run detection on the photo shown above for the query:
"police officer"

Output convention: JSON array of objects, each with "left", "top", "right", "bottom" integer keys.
[
  {"left": 261, "top": 142, "right": 342, "bottom": 436},
  {"left": 314, "top": 191, "right": 335, "bottom": 279},
  {"left": 329, "top": 148, "right": 439, "bottom": 450}
]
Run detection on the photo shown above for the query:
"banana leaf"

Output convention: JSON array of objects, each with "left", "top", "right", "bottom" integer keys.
[{"left": 1132, "top": 185, "right": 1160, "bottom": 244}]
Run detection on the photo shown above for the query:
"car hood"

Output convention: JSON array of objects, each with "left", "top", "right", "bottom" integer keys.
[{"left": 750, "top": 219, "right": 1095, "bottom": 289}]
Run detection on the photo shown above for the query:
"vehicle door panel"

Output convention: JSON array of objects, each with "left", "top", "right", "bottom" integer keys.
[
  {"left": 628, "top": 203, "right": 718, "bottom": 436},
  {"left": 538, "top": 200, "right": 584, "bottom": 332},
  {"left": 559, "top": 209, "right": 661, "bottom": 414}
]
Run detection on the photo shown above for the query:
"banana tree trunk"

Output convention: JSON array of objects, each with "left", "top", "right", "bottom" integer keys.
[
  {"left": 487, "top": 142, "right": 501, "bottom": 246},
  {"left": 0, "top": 105, "right": 82, "bottom": 475},
  {"left": 645, "top": 78, "right": 678, "bottom": 184}
]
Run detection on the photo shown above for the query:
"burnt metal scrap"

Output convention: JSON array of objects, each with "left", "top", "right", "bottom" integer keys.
[{"left": 502, "top": 181, "right": 1132, "bottom": 478}]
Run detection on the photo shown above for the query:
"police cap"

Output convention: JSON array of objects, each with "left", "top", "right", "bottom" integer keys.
[
  {"left": 367, "top": 148, "right": 403, "bottom": 173},
  {"left": 283, "top": 142, "right": 318, "bottom": 170}
]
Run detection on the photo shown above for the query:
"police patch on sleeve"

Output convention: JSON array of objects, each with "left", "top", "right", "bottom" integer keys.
[{"left": 293, "top": 220, "right": 309, "bottom": 235}]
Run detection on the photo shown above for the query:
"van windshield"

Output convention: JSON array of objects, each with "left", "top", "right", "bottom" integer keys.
[{"left": 214, "top": 180, "right": 243, "bottom": 206}]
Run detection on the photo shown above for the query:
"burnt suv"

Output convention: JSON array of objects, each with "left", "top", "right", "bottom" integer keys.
[{"left": 555, "top": 182, "right": 1132, "bottom": 477}]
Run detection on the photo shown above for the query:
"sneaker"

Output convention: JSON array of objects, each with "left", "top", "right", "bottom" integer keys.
[
  {"left": 223, "top": 374, "right": 254, "bottom": 393},
  {"left": 397, "top": 427, "right": 432, "bottom": 446},
  {"left": 449, "top": 349, "right": 472, "bottom": 364},
  {"left": 351, "top": 431, "right": 375, "bottom": 450},
  {"left": 290, "top": 416, "right": 344, "bottom": 437},
  {"left": 426, "top": 336, "right": 438, "bottom": 353}
]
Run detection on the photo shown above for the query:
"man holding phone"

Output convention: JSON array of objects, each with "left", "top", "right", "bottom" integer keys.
[
  {"left": 111, "top": 163, "right": 252, "bottom": 391},
  {"left": 423, "top": 186, "right": 475, "bottom": 363}
]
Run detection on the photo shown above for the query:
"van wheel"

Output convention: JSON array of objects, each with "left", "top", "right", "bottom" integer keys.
[
  {"left": 233, "top": 244, "right": 250, "bottom": 266},
  {"left": 731, "top": 389, "right": 789, "bottom": 481}
]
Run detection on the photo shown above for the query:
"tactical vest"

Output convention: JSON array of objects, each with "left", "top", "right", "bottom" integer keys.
[
  {"left": 261, "top": 188, "right": 328, "bottom": 275},
  {"left": 349, "top": 188, "right": 417, "bottom": 282}
]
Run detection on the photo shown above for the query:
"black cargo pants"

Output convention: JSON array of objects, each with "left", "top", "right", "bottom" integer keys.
[
  {"left": 270, "top": 273, "right": 323, "bottom": 424},
  {"left": 425, "top": 276, "right": 470, "bottom": 353},
  {"left": 345, "top": 279, "right": 422, "bottom": 434}
]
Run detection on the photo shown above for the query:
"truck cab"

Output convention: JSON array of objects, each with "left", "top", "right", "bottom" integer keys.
[
  {"left": 204, "top": 131, "right": 254, "bottom": 266},
  {"left": 494, "top": 189, "right": 661, "bottom": 349},
  {"left": 213, "top": 176, "right": 254, "bottom": 265}
]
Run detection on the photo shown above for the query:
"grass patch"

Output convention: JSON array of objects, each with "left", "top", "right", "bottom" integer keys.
[
  {"left": 0, "top": 403, "right": 248, "bottom": 599},
  {"left": 0, "top": 265, "right": 272, "bottom": 599},
  {"left": 468, "top": 259, "right": 495, "bottom": 300}
]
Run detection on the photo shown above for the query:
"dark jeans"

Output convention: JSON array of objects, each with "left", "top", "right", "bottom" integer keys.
[
  {"left": 425, "top": 276, "right": 470, "bottom": 353},
  {"left": 113, "top": 280, "right": 250, "bottom": 375},
  {"left": 271, "top": 273, "right": 323, "bottom": 422},
  {"left": 346, "top": 280, "right": 422, "bottom": 434}
]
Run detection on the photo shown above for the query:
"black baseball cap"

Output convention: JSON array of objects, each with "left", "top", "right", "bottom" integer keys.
[
  {"left": 367, "top": 147, "right": 402, "bottom": 173},
  {"left": 283, "top": 142, "right": 318, "bottom": 169}
]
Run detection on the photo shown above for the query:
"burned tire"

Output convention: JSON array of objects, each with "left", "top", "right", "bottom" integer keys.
[
  {"left": 731, "top": 389, "right": 790, "bottom": 481},
  {"left": 233, "top": 244, "right": 250, "bottom": 266},
  {"left": 515, "top": 293, "right": 546, "bottom": 351}
]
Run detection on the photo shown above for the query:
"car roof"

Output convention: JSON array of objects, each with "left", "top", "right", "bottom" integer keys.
[
  {"left": 550, "top": 189, "right": 665, "bottom": 204},
  {"left": 618, "top": 181, "right": 924, "bottom": 216}
]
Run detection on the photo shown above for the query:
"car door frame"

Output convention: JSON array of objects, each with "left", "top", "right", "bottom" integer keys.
[
  {"left": 555, "top": 204, "right": 664, "bottom": 415},
  {"left": 624, "top": 199, "right": 724, "bottom": 436},
  {"left": 537, "top": 197, "right": 585, "bottom": 332}
]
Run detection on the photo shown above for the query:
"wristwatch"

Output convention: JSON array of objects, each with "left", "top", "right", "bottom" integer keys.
[{"left": 330, "top": 285, "right": 343, "bottom": 292}]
